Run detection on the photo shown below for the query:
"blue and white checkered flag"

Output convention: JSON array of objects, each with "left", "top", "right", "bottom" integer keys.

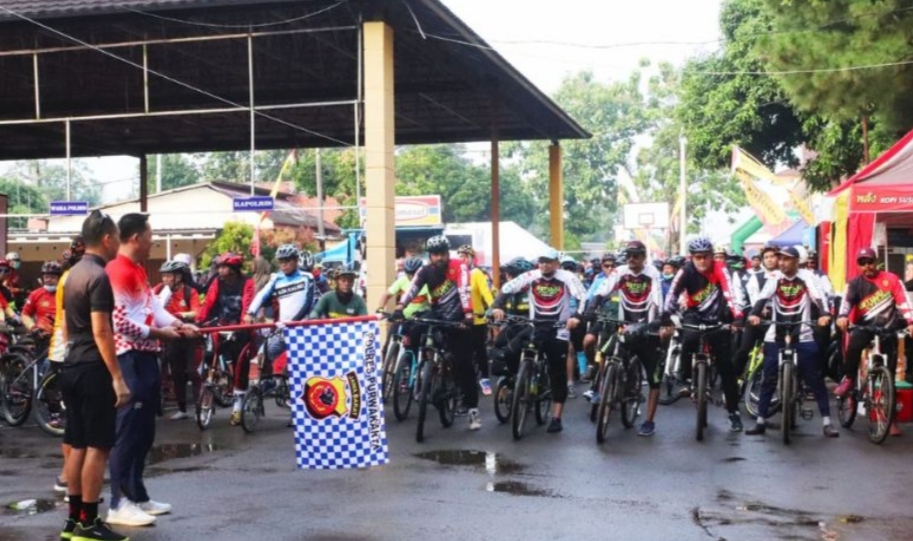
[{"left": 284, "top": 319, "right": 389, "bottom": 469}]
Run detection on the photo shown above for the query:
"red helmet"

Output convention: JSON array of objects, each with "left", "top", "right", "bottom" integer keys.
[
  {"left": 0, "top": 260, "right": 10, "bottom": 270},
  {"left": 218, "top": 252, "right": 243, "bottom": 269}
]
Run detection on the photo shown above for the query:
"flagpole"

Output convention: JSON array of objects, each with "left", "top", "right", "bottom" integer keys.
[{"left": 679, "top": 134, "right": 687, "bottom": 255}]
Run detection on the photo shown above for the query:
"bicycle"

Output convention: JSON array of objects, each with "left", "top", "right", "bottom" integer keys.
[
  {"left": 0, "top": 329, "right": 63, "bottom": 436},
  {"left": 586, "top": 317, "right": 621, "bottom": 422},
  {"left": 836, "top": 325, "right": 906, "bottom": 445},
  {"left": 195, "top": 322, "right": 241, "bottom": 430},
  {"left": 411, "top": 317, "right": 464, "bottom": 443},
  {"left": 240, "top": 327, "right": 291, "bottom": 433},
  {"left": 657, "top": 320, "right": 689, "bottom": 406},
  {"left": 595, "top": 322, "right": 649, "bottom": 444},
  {"left": 507, "top": 316, "right": 563, "bottom": 441},
  {"left": 741, "top": 340, "right": 773, "bottom": 419},
  {"left": 388, "top": 319, "right": 421, "bottom": 422},
  {"left": 678, "top": 322, "right": 729, "bottom": 442}
]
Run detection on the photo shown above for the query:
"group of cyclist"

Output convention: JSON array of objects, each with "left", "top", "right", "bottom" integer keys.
[{"left": 380, "top": 232, "right": 913, "bottom": 441}]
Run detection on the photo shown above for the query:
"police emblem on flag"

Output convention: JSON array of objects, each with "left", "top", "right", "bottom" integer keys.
[{"left": 285, "top": 319, "right": 389, "bottom": 470}]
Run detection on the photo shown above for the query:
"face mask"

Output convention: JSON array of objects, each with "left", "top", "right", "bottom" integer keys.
[
  {"left": 662, "top": 273, "right": 674, "bottom": 280},
  {"left": 44, "top": 285, "right": 57, "bottom": 293},
  {"left": 10, "top": 261, "right": 20, "bottom": 270}
]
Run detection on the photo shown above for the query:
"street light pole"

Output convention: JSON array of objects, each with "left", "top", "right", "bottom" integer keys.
[{"left": 679, "top": 134, "right": 687, "bottom": 255}]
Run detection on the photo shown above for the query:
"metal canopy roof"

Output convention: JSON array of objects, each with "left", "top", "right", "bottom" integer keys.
[{"left": 0, "top": 0, "right": 589, "bottom": 161}]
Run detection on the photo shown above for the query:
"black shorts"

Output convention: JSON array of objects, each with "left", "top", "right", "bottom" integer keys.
[{"left": 59, "top": 362, "right": 117, "bottom": 450}]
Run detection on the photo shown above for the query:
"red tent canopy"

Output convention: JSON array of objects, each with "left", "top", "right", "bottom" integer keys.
[{"left": 828, "top": 127, "right": 913, "bottom": 213}]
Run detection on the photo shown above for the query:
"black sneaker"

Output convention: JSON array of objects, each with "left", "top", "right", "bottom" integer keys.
[
  {"left": 729, "top": 413, "right": 743, "bottom": 433},
  {"left": 546, "top": 418, "right": 563, "bottom": 433},
  {"left": 745, "top": 423, "right": 766, "bottom": 435},
  {"left": 71, "top": 518, "right": 129, "bottom": 541},
  {"left": 60, "top": 518, "right": 77, "bottom": 540},
  {"left": 823, "top": 424, "right": 840, "bottom": 438}
]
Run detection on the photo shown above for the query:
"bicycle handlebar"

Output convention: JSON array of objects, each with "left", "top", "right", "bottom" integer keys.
[
  {"left": 849, "top": 324, "right": 911, "bottom": 337},
  {"left": 678, "top": 322, "right": 730, "bottom": 333},
  {"left": 753, "top": 320, "right": 819, "bottom": 326}
]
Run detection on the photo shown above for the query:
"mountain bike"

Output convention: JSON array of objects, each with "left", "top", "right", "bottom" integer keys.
[
  {"left": 757, "top": 320, "right": 818, "bottom": 445},
  {"left": 508, "top": 317, "right": 563, "bottom": 441},
  {"left": 412, "top": 317, "right": 463, "bottom": 443},
  {"left": 658, "top": 320, "right": 688, "bottom": 406},
  {"left": 240, "top": 327, "right": 291, "bottom": 433},
  {"left": 679, "top": 322, "right": 728, "bottom": 442},
  {"left": 587, "top": 317, "right": 620, "bottom": 422},
  {"left": 388, "top": 320, "right": 420, "bottom": 421},
  {"left": 836, "top": 325, "right": 906, "bottom": 445},
  {"left": 0, "top": 329, "right": 62, "bottom": 436},
  {"left": 741, "top": 340, "right": 773, "bottom": 418},
  {"left": 595, "top": 322, "right": 648, "bottom": 444},
  {"left": 196, "top": 323, "right": 240, "bottom": 430}
]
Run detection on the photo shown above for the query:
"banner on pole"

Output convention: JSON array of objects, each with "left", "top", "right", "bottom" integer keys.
[{"left": 285, "top": 319, "right": 389, "bottom": 470}]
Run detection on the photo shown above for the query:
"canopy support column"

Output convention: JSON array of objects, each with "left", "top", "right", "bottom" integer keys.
[
  {"left": 491, "top": 121, "right": 501, "bottom": 288},
  {"left": 139, "top": 155, "right": 149, "bottom": 213},
  {"left": 363, "top": 21, "right": 396, "bottom": 309},
  {"left": 549, "top": 142, "right": 563, "bottom": 250}
]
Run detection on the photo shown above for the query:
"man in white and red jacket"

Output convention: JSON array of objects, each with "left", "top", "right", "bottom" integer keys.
[{"left": 105, "top": 213, "right": 198, "bottom": 527}]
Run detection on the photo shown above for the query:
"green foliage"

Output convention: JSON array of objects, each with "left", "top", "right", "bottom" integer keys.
[
  {"left": 0, "top": 176, "right": 48, "bottom": 229},
  {"left": 147, "top": 154, "right": 201, "bottom": 193},
  {"left": 200, "top": 221, "right": 253, "bottom": 269},
  {"left": 3, "top": 160, "right": 100, "bottom": 207}
]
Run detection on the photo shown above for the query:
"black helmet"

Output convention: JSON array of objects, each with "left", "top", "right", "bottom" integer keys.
[
  {"left": 41, "top": 261, "right": 63, "bottom": 276},
  {"left": 425, "top": 235, "right": 450, "bottom": 254}
]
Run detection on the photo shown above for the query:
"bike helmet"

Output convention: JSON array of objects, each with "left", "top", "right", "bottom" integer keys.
[
  {"left": 173, "top": 253, "right": 193, "bottom": 266},
  {"left": 456, "top": 244, "right": 475, "bottom": 257},
  {"left": 601, "top": 252, "right": 616, "bottom": 263},
  {"left": 425, "top": 235, "right": 450, "bottom": 254},
  {"left": 41, "top": 261, "right": 63, "bottom": 276},
  {"left": 403, "top": 256, "right": 424, "bottom": 274},
  {"left": 653, "top": 259, "right": 664, "bottom": 270},
  {"left": 668, "top": 255, "right": 686, "bottom": 269},
  {"left": 159, "top": 260, "right": 188, "bottom": 274},
  {"left": 5, "top": 252, "right": 20, "bottom": 262},
  {"left": 559, "top": 254, "right": 577, "bottom": 271},
  {"left": 218, "top": 252, "right": 243, "bottom": 269},
  {"left": 299, "top": 250, "right": 314, "bottom": 271},
  {"left": 275, "top": 243, "right": 300, "bottom": 261},
  {"left": 688, "top": 236, "right": 714, "bottom": 255},
  {"left": 336, "top": 266, "right": 357, "bottom": 279},
  {"left": 539, "top": 247, "right": 560, "bottom": 262}
]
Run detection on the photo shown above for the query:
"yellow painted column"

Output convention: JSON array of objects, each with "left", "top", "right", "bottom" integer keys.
[
  {"left": 363, "top": 22, "right": 396, "bottom": 308},
  {"left": 549, "top": 142, "right": 564, "bottom": 250}
]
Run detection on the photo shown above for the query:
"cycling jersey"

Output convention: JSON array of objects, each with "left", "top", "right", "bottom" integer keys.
[
  {"left": 152, "top": 283, "right": 201, "bottom": 320},
  {"left": 48, "top": 271, "right": 69, "bottom": 363},
  {"left": 197, "top": 276, "right": 255, "bottom": 324},
  {"left": 107, "top": 254, "right": 178, "bottom": 355},
  {"left": 22, "top": 286, "right": 56, "bottom": 334},
  {"left": 839, "top": 270, "right": 913, "bottom": 328},
  {"left": 247, "top": 269, "right": 316, "bottom": 322},
  {"left": 469, "top": 267, "right": 494, "bottom": 325},
  {"left": 388, "top": 276, "right": 430, "bottom": 319},
  {"left": 310, "top": 291, "right": 368, "bottom": 319},
  {"left": 592, "top": 265, "right": 663, "bottom": 323},
  {"left": 751, "top": 269, "right": 827, "bottom": 343},
  {"left": 495, "top": 269, "right": 587, "bottom": 323},
  {"left": 745, "top": 268, "right": 778, "bottom": 306},
  {"left": 399, "top": 260, "right": 472, "bottom": 322},
  {"left": 663, "top": 261, "right": 741, "bottom": 323},
  {"left": 586, "top": 271, "right": 610, "bottom": 301}
]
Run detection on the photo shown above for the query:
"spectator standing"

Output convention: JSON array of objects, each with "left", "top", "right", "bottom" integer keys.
[
  {"left": 58, "top": 211, "right": 131, "bottom": 541},
  {"left": 105, "top": 213, "right": 197, "bottom": 527}
]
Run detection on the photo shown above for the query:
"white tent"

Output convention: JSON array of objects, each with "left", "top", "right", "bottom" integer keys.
[{"left": 444, "top": 221, "right": 551, "bottom": 267}]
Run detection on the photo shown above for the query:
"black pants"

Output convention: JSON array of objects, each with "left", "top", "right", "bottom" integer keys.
[
  {"left": 843, "top": 328, "right": 898, "bottom": 378},
  {"left": 541, "top": 335, "right": 570, "bottom": 404},
  {"left": 446, "top": 327, "right": 479, "bottom": 409},
  {"left": 470, "top": 323, "right": 490, "bottom": 379},
  {"left": 164, "top": 339, "right": 201, "bottom": 412},
  {"left": 680, "top": 320, "right": 740, "bottom": 414},
  {"left": 491, "top": 324, "right": 531, "bottom": 376},
  {"left": 626, "top": 335, "right": 663, "bottom": 389}
]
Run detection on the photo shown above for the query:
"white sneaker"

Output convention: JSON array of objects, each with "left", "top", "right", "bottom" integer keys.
[
  {"left": 170, "top": 411, "right": 189, "bottom": 420},
  {"left": 138, "top": 499, "right": 172, "bottom": 516},
  {"left": 468, "top": 409, "right": 482, "bottom": 431},
  {"left": 106, "top": 499, "right": 156, "bottom": 526}
]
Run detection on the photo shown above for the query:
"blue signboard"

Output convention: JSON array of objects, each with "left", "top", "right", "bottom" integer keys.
[
  {"left": 233, "top": 196, "right": 274, "bottom": 212},
  {"left": 49, "top": 201, "right": 89, "bottom": 216}
]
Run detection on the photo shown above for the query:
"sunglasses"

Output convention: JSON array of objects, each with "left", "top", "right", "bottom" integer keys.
[
  {"left": 602, "top": 263, "right": 614, "bottom": 268},
  {"left": 857, "top": 258, "right": 877, "bottom": 266},
  {"left": 692, "top": 254, "right": 711, "bottom": 261}
]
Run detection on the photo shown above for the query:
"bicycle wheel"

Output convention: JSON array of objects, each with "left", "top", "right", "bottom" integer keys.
[
  {"left": 621, "top": 357, "right": 643, "bottom": 429},
  {"left": 35, "top": 369, "right": 65, "bottom": 437},
  {"left": 438, "top": 366, "right": 456, "bottom": 428},
  {"left": 511, "top": 361, "right": 532, "bottom": 440},
  {"left": 781, "top": 362, "right": 796, "bottom": 446},
  {"left": 596, "top": 363, "right": 618, "bottom": 444},
  {"left": 196, "top": 385, "right": 215, "bottom": 431},
  {"left": 695, "top": 361, "right": 707, "bottom": 442},
  {"left": 493, "top": 376, "right": 512, "bottom": 424},
  {"left": 836, "top": 388, "right": 857, "bottom": 429},
  {"left": 590, "top": 357, "right": 607, "bottom": 423},
  {"left": 240, "top": 387, "right": 263, "bottom": 433},
  {"left": 868, "top": 365, "right": 895, "bottom": 445},
  {"left": 743, "top": 367, "right": 762, "bottom": 418},
  {"left": 0, "top": 354, "right": 32, "bottom": 426},
  {"left": 535, "top": 362, "right": 552, "bottom": 426},
  {"left": 392, "top": 357, "right": 415, "bottom": 421},
  {"left": 415, "top": 360, "right": 433, "bottom": 443},
  {"left": 381, "top": 340, "right": 400, "bottom": 402},
  {"left": 213, "top": 369, "right": 234, "bottom": 408},
  {"left": 274, "top": 377, "right": 290, "bottom": 409}
]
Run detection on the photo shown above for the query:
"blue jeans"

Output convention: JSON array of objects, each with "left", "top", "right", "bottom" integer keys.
[
  {"left": 109, "top": 351, "right": 160, "bottom": 508},
  {"left": 757, "top": 341, "right": 830, "bottom": 420}
]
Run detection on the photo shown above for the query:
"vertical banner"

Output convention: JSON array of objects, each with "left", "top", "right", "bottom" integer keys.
[
  {"left": 831, "top": 191, "right": 849, "bottom": 293},
  {"left": 285, "top": 319, "right": 389, "bottom": 470}
]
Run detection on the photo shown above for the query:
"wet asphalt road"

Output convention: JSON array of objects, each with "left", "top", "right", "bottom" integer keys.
[{"left": 2, "top": 383, "right": 912, "bottom": 541}]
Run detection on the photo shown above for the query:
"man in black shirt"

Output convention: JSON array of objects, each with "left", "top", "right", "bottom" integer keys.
[{"left": 59, "top": 210, "right": 131, "bottom": 541}]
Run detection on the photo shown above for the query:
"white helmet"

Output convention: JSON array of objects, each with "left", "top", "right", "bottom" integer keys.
[
  {"left": 793, "top": 245, "right": 809, "bottom": 266},
  {"left": 5, "top": 252, "right": 19, "bottom": 262}
]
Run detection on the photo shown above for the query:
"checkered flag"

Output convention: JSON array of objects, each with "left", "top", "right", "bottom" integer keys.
[{"left": 284, "top": 320, "right": 389, "bottom": 469}]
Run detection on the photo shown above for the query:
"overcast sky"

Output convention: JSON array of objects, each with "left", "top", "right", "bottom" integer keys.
[{"left": 2, "top": 0, "right": 724, "bottom": 203}]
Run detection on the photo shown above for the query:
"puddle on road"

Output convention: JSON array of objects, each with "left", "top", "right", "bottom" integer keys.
[
  {"left": 147, "top": 442, "right": 222, "bottom": 465},
  {"left": 0, "top": 448, "right": 38, "bottom": 459},
  {"left": 722, "top": 457, "right": 746, "bottom": 463},
  {"left": 414, "top": 449, "right": 525, "bottom": 474},
  {"left": 2, "top": 498, "right": 60, "bottom": 516},
  {"left": 485, "top": 481, "right": 553, "bottom": 497}
]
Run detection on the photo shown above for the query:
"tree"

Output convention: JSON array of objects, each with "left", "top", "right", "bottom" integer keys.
[
  {"left": 200, "top": 221, "right": 253, "bottom": 269},
  {"left": 146, "top": 154, "right": 201, "bottom": 193},
  {"left": 4, "top": 160, "right": 101, "bottom": 206},
  {"left": 0, "top": 176, "right": 48, "bottom": 229}
]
